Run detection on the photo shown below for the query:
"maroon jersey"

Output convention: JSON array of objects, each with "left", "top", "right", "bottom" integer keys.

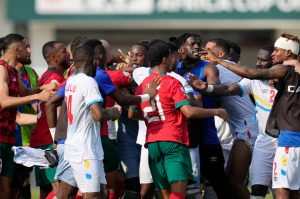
[
  {"left": 101, "top": 70, "right": 132, "bottom": 136},
  {"left": 0, "top": 60, "right": 19, "bottom": 144},
  {"left": 30, "top": 69, "right": 65, "bottom": 147},
  {"left": 133, "top": 74, "right": 190, "bottom": 146}
]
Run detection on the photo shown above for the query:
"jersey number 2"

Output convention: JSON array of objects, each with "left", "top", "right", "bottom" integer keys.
[{"left": 269, "top": 90, "right": 276, "bottom": 103}]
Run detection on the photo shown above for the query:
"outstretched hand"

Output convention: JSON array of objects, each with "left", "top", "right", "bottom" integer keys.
[
  {"left": 144, "top": 76, "right": 161, "bottom": 98},
  {"left": 118, "top": 49, "right": 131, "bottom": 64},
  {"left": 199, "top": 49, "right": 222, "bottom": 64},
  {"left": 187, "top": 73, "right": 208, "bottom": 91}
]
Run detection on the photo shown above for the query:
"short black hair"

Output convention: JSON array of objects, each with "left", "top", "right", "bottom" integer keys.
[
  {"left": 166, "top": 41, "right": 178, "bottom": 53},
  {"left": 226, "top": 40, "right": 241, "bottom": 55},
  {"left": 260, "top": 46, "right": 274, "bottom": 54},
  {"left": 73, "top": 45, "right": 95, "bottom": 66},
  {"left": 83, "top": 39, "right": 102, "bottom": 50},
  {"left": 0, "top": 33, "right": 24, "bottom": 53},
  {"left": 148, "top": 39, "right": 165, "bottom": 47},
  {"left": 171, "top": 33, "right": 202, "bottom": 48},
  {"left": 135, "top": 41, "right": 150, "bottom": 51},
  {"left": 42, "top": 41, "right": 61, "bottom": 60},
  {"left": 148, "top": 42, "right": 171, "bottom": 68},
  {"left": 69, "top": 36, "right": 88, "bottom": 53},
  {"left": 207, "top": 38, "right": 230, "bottom": 55},
  {"left": 83, "top": 39, "right": 106, "bottom": 57}
]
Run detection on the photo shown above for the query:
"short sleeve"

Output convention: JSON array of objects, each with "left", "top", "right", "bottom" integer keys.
[
  {"left": 109, "top": 70, "right": 132, "bottom": 88},
  {"left": 94, "top": 68, "right": 116, "bottom": 95},
  {"left": 56, "top": 83, "right": 66, "bottom": 98},
  {"left": 237, "top": 78, "right": 253, "bottom": 96},
  {"left": 83, "top": 78, "right": 103, "bottom": 107},
  {"left": 133, "top": 67, "right": 149, "bottom": 85}
]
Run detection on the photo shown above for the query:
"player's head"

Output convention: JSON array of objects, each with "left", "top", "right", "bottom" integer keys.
[
  {"left": 272, "top": 33, "right": 300, "bottom": 64},
  {"left": 83, "top": 39, "right": 106, "bottom": 68},
  {"left": 129, "top": 42, "right": 149, "bottom": 68},
  {"left": 205, "top": 38, "right": 230, "bottom": 59},
  {"left": 73, "top": 44, "right": 96, "bottom": 77},
  {"left": 0, "top": 33, "right": 31, "bottom": 65},
  {"left": 42, "top": 41, "right": 69, "bottom": 69},
  {"left": 148, "top": 42, "right": 173, "bottom": 72},
  {"left": 256, "top": 46, "right": 274, "bottom": 69},
  {"left": 226, "top": 40, "right": 241, "bottom": 63},
  {"left": 68, "top": 36, "right": 88, "bottom": 65},
  {"left": 99, "top": 39, "right": 113, "bottom": 67},
  {"left": 176, "top": 33, "right": 202, "bottom": 60}
]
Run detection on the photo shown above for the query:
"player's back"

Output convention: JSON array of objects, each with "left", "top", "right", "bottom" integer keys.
[
  {"left": 64, "top": 73, "right": 104, "bottom": 163},
  {"left": 137, "top": 74, "right": 189, "bottom": 146}
]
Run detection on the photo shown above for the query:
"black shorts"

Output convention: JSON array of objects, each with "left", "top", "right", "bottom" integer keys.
[{"left": 200, "top": 144, "right": 234, "bottom": 199}]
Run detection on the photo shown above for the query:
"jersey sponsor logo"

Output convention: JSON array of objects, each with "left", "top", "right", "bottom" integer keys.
[{"left": 287, "top": 85, "right": 300, "bottom": 93}]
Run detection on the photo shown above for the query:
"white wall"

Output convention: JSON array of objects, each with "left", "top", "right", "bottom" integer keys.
[
  {"left": 28, "top": 22, "right": 56, "bottom": 76},
  {"left": 0, "top": 0, "right": 13, "bottom": 36}
]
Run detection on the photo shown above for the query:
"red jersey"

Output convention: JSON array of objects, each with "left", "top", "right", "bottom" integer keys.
[
  {"left": 30, "top": 69, "right": 65, "bottom": 147},
  {"left": 101, "top": 69, "right": 132, "bottom": 136},
  {"left": 0, "top": 60, "right": 19, "bottom": 144},
  {"left": 133, "top": 74, "right": 190, "bottom": 146}
]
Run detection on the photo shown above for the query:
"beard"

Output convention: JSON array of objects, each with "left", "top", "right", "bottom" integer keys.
[
  {"left": 20, "top": 58, "right": 32, "bottom": 65},
  {"left": 61, "top": 59, "right": 70, "bottom": 69},
  {"left": 17, "top": 52, "right": 32, "bottom": 65}
]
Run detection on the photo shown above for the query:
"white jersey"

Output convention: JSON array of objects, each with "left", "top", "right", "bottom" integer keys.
[
  {"left": 133, "top": 67, "right": 193, "bottom": 145},
  {"left": 64, "top": 73, "right": 104, "bottom": 163},
  {"left": 238, "top": 78, "right": 278, "bottom": 153},
  {"left": 216, "top": 63, "right": 259, "bottom": 141},
  {"left": 133, "top": 67, "right": 193, "bottom": 94}
]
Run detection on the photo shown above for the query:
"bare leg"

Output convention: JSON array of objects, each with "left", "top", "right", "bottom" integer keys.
[
  {"left": 140, "top": 183, "right": 155, "bottom": 199},
  {"left": 275, "top": 188, "right": 291, "bottom": 199},
  {"left": 82, "top": 192, "right": 102, "bottom": 199},
  {"left": 160, "top": 189, "right": 170, "bottom": 199},
  {"left": 105, "top": 170, "right": 120, "bottom": 198},
  {"left": 0, "top": 176, "right": 12, "bottom": 199},
  {"left": 39, "top": 184, "right": 52, "bottom": 199},
  {"left": 226, "top": 139, "right": 252, "bottom": 199},
  {"left": 55, "top": 181, "right": 78, "bottom": 199}
]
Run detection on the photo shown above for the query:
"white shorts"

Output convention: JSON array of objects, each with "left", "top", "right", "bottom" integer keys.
[
  {"left": 139, "top": 145, "right": 153, "bottom": 184},
  {"left": 222, "top": 148, "right": 231, "bottom": 168},
  {"left": 69, "top": 159, "right": 106, "bottom": 193},
  {"left": 250, "top": 149, "right": 275, "bottom": 186},
  {"left": 235, "top": 130, "right": 257, "bottom": 151},
  {"left": 272, "top": 147, "right": 300, "bottom": 190},
  {"left": 188, "top": 146, "right": 201, "bottom": 188}
]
